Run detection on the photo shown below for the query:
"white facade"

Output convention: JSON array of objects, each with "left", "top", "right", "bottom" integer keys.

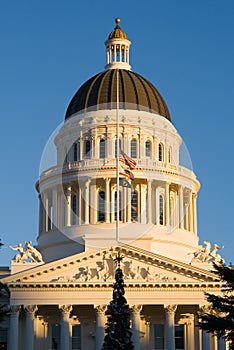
[{"left": 0, "top": 18, "right": 227, "bottom": 350}]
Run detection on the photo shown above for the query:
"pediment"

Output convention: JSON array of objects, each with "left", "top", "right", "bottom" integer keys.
[{"left": 2, "top": 244, "right": 219, "bottom": 286}]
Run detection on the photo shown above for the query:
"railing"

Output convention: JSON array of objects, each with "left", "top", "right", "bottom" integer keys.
[{"left": 40, "top": 158, "right": 197, "bottom": 182}]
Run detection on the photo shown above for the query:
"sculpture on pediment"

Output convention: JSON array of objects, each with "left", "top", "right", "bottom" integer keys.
[
  {"left": 189, "top": 241, "right": 224, "bottom": 264},
  {"left": 9, "top": 241, "right": 43, "bottom": 263}
]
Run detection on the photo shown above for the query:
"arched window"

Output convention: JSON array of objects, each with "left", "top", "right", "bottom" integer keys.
[
  {"left": 131, "top": 139, "right": 137, "bottom": 158},
  {"left": 114, "top": 191, "right": 122, "bottom": 221},
  {"left": 98, "top": 191, "right": 105, "bottom": 222},
  {"left": 131, "top": 191, "right": 138, "bottom": 221},
  {"left": 115, "top": 139, "right": 121, "bottom": 158},
  {"left": 158, "top": 143, "right": 164, "bottom": 162},
  {"left": 145, "top": 141, "right": 151, "bottom": 157},
  {"left": 72, "top": 194, "right": 77, "bottom": 225},
  {"left": 73, "top": 143, "right": 78, "bottom": 161},
  {"left": 84, "top": 140, "right": 91, "bottom": 159},
  {"left": 159, "top": 195, "right": 164, "bottom": 225},
  {"left": 99, "top": 139, "right": 106, "bottom": 158}
]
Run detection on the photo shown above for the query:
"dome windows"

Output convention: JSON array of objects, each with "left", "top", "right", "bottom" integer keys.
[
  {"left": 131, "top": 139, "right": 137, "bottom": 158},
  {"left": 158, "top": 143, "right": 164, "bottom": 162}
]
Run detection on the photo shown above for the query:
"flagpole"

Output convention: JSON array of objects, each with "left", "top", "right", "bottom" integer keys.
[{"left": 116, "top": 68, "right": 120, "bottom": 243}]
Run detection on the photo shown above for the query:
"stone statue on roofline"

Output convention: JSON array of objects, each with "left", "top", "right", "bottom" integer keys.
[
  {"left": 8, "top": 241, "right": 44, "bottom": 263},
  {"left": 189, "top": 241, "right": 224, "bottom": 264}
]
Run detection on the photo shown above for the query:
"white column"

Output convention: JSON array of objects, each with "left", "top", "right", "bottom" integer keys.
[
  {"left": 79, "top": 136, "right": 83, "bottom": 160},
  {"left": 179, "top": 185, "right": 184, "bottom": 229},
  {"left": 131, "top": 305, "right": 142, "bottom": 350},
  {"left": 39, "top": 194, "right": 43, "bottom": 233},
  {"left": 42, "top": 321, "right": 50, "bottom": 350},
  {"left": 114, "top": 45, "right": 116, "bottom": 61},
  {"left": 8, "top": 305, "right": 20, "bottom": 350},
  {"left": 59, "top": 305, "right": 72, "bottom": 350},
  {"left": 95, "top": 305, "right": 107, "bottom": 350},
  {"left": 192, "top": 193, "right": 197, "bottom": 234},
  {"left": 105, "top": 178, "right": 111, "bottom": 223},
  {"left": 165, "top": 305, "right": 177, "bottom": 350},
  {"left": 66, "top": 185, "right": 72, "bottom": 227},
  {"left": 84, "top": 179, "right": 90, "bottom": 224},
  {"left": 52, "top": 187, "right": 57, "bottom": 228},
  {"left": 189, "top": 191, "right": 193, "bottom": 232},
  {"left": 211, "top": 334, "right": 218, "bottom": 350},
  {"left": 25, "top": 305, "right": 38, "bottom": 350},
  {"left": 165, "top": 183, "right": 170, "bottom": 226},
  {"left": 182, "top": 314, "right": 195, "bottom": 350},
  {"left": 140, "top": 183, "right": 147, "bottom": 224},
  {"left": 90, "top": 182, "right": 97, "bottom": 224},
  {"left": 185, "top": 203, "right": 189, "bottom": 230},
  {"left": 147, "top": 180, "right": 152, "bottom": 224},
  {"left": 45, "top": 192, "right": 49, "bottom": 232}
]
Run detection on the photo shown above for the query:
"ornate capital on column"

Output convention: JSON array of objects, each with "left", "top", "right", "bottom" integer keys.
[
  {"left": 179, "top": 313, "right": 194, "bottom": 325},
  {"left": 9, "top": 305, "right": 21, "bottom": 316},
  {"left": 199, "top": 305, "right": 211, "bottom": 315},
  {"left": 59, "top": 304, "right": 72, "bottom": 317},
  {"left": 25, "top": 305, "right": 38, "bottom": 317},
  {"left": 165, "top": 304, "right": 177, "bottom": 315},
  {"left": 131, "top": 304, "right": 143, "bottom": 314},
  {"left": 95, "top": 305, "right": 107, "bottom": 315}
]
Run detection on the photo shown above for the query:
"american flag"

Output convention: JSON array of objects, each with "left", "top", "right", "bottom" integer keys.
[
  {"left": 119, "top": 150, "right": 136, "bottom": 170},
  {"left": 119, "top": 150, "right": 136, "bottom": 180}
]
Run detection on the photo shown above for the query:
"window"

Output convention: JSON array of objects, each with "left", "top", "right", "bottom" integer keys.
[
  {"left": 84, "top": 140, "right": 91, "bottom": 158},
  {"left": 72, "top": 194, "right": 77, "bottom": 225},
  {"left": 158, "top": 143, "right": 164, "bottom": 161},
  {"left": 72, "top": 325, "right": 81, "bottom": 350},
  {"left": 0, "top": 329, "right": 7, "bottom": 349},
  {"left": 52, "top": 324, "right": 60, "bottom": 349},
  {"left": 131, "top": 191, "right": 138, "bottom": 221},
  {"left": 98, "top": 191, "right": 105, "bottom": 222},
  {"left": 114, "top": 191, "right": 122, "bottom": 221},
  {"left": 145, "top": 141, "right": 151, "bottom": 157},
  {"left": 159, "top": 195, "right": 164, "bottom": 225},
  {"left": 73, "top": 143, "right": 78, "bottom": 161},
  {"left": 175, "top": 325, "right": 184, "bottom": 349},
  {"left": 154, "top": 324, "right": 164, "bottom": 350},
  {"left": 131, "top": 139, "right": 137, "bottom": 158},
  {"left": 99, "top": 139, "right": 106, "bottom": 158}
]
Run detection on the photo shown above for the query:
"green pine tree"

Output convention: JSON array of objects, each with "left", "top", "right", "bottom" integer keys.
[
  {"left": 102, "top": 258, "right": 134, "bottom": 350},
  {"left": 198, "top": 263, "right": 234, "bottom": 349}
]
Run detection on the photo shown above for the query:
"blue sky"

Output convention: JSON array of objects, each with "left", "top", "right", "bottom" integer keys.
[{"left": 0, "top": 0, "right": 233, "bottom": 265}]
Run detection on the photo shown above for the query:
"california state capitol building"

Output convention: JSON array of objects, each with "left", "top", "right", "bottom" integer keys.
[{"left": 0, "top": 18, "right": 228, "bottom": 350}]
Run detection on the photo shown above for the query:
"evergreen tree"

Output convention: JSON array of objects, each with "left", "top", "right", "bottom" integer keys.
[
  {"left": 102, "top": 255, "right": 134, "bottom": 350},
  {"left": 199, "top": 263, "right": 234, "bottom": 348}
]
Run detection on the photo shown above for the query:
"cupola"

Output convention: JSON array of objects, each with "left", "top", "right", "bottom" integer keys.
[{"left": 104, "top": 18, "right": 131, "bottom": 70}]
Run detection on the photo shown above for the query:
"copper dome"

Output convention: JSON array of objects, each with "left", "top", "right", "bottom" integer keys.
[{"left": 65, "top": 69, "right": 171, "bottom": 121}]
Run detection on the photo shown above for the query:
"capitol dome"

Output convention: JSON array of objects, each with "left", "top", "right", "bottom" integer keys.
[{"left": 65, "top": 69, "right": 171, "bottom": 120}]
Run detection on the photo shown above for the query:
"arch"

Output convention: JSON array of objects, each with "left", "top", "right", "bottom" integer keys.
[
  {"left": 158, "top": 143, "right": 164, "bottom": 162},
  {"left": 99, "top": 139, "right": 106, "bottom": 158},
  {"left": 131, "top": 139, "right": 137, "bottom": 158},
  {"left": 98, "top": 191, "right": 105, "bottom": 222},
  {"left": 84, "top": 140, "right": 91, "bottom": 159},
  {"left": 73, "top": 142, "right": 78, "bottom": 161},
  {"left": 145, "top": 140, "right": 151, "bottom": 157},
  {"left": 159, "top": 194, "right": 164, "bottom": 225},
  {"left": 131, "top": 190, "right": 138, "bottom": 222}
]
